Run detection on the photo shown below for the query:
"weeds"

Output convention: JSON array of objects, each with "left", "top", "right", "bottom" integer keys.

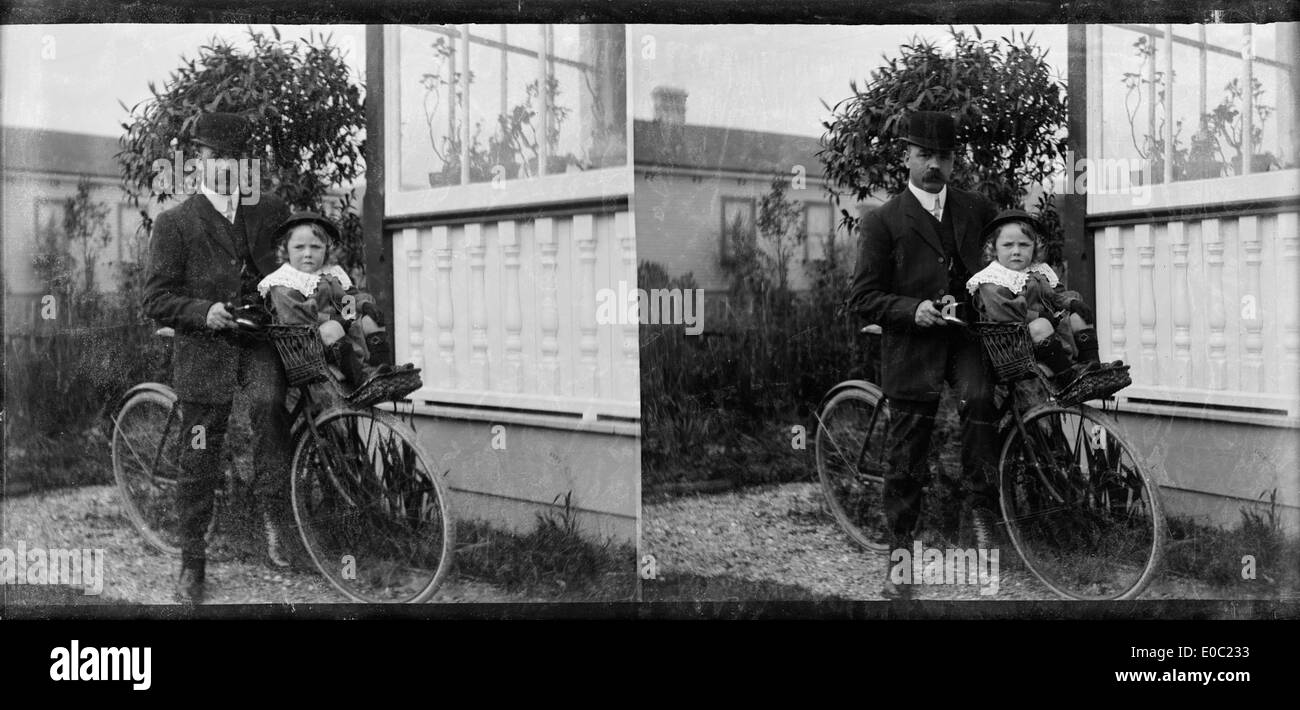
[
  {"left": 1164, "top": 489, "right": 1299, "bottom": 595},
  {"left": 452, "top": 492, "right": 636, "bottom": 600}
]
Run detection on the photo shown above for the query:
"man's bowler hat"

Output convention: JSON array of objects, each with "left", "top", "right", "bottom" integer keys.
[
  {"left": 192, "top": 112, "right": 252, "bottom": 156},
  {"left": 980, "top": 208, "right": 1042, "bottom": 242},
  {"left": 276, "top": 211, "right": 341, "bottom": 245},
  {"left": 900, "top": 111, "right": 958, "bottom": 152}
]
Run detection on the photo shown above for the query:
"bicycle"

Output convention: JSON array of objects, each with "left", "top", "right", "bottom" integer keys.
[
  {"left": 110, "top": 304, "right": 455, "bottom": 603},
  {"left": 814, "top": 318, "right": 1165, "bottom": 601}
]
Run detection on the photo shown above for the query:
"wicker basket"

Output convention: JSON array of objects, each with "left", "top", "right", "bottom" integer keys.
[
  {"left": 346, "top": 367, "right": 423, "bottom": 408},
  {"left": 971, "top": 322, "right": 1038, "bottom": 383},
  {"left": 1055, "top": 364, "right": 1133, "bottom": 407},
  {"left": 267, "top": 324, "right": 329, "bottom": 387}
]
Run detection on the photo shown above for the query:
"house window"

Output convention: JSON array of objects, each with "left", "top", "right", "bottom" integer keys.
[
  {"left": 803, "top": 201, "right": 834, "bottom": 261},
  {"left": 392, "top": 24, "right": 627, "bottom": 211},
  {"left": 720, "top": 196, "right": 756, "bottom": 265},
  {"left": 1092, "top": 23, "right": 1297, "bottom": 200}
]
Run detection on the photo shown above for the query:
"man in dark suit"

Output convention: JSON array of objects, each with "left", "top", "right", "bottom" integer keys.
[
  {"left": 848, "top": 111, "right": 1000, "bottom": 599},
  {"left": 142, "top": 113, "right": 292, "bottom": 603}
]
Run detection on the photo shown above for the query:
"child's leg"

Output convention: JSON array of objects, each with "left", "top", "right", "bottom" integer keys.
[
  {"left": 1027, "top": 317, "right": 1055, "bottom": 344},
  {"left": 318, "top": 319, "right": 346, "bottom": 346}
]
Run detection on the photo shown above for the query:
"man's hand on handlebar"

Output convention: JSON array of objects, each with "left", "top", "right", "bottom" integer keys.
[
  {"left": 914, "top": 299, "right": 947, "bottom": 328},
  {"left": 206, "top": 301, "right": 236, "bottom": 330}
]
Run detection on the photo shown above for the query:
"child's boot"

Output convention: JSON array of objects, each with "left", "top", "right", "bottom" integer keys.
[
  {"left": 328, "top": 341, "right": 367, "bottom": 391},
  {"left": 365, "top": 333, "right": 391, "bottom": 367},
  {"left": 1073, "top": 326, "right": 1100, "bottom": 364},
  {"left": 1037, "top": 336, "right": 1091, "bottom": 391}
]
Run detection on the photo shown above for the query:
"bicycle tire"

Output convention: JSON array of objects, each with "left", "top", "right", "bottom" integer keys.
[
  {"left": 290, "top": 407, "right": 455, "bottom": 603},
  {"left": 998, "top": 403, "right": 1165, "bottom": 600},
  {"left": 112, "top": 386, "right": 184, "bottom": 555},
  {"left": 815, "top": 383, "right": 892, "bottom": 554}
]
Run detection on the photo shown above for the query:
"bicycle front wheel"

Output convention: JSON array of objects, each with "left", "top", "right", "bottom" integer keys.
[
  {"left": 815, "top": 384, "right": 891, "bottom": 554},
  {"left": 998, "top": 404, "right": 1165, "bottom": 600},
  {"left": 291, "top": 408, "right": 455, "bottom": 603},
  {"left": 111, "top": 387, "right": 184, "bottom": 555}
]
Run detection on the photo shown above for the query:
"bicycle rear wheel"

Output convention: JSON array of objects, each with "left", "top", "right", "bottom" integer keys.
[
  {"left": 111, "top": 387, "right": 184, "bottom": 555},
  {"left": 815, "top": 384, "right": 891, "bottom": 554},
  {"left": 291, "top": 408, "right": 454, "bottom": 603},
  {"left": 998, "top": 404, "right": 1164, "bottom": 600}
]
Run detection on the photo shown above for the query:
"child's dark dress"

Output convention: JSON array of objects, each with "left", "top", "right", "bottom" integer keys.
[{"left": 257, "top": 263, "right": 375, "bottom": 382}]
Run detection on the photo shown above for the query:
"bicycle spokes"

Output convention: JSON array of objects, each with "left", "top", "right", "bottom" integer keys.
[
  {"left": 1000, "top": 405, "right": 1162, "bottom": 600},
  {"left": 816, "top": 389, "right": 892, "bottom": 553},
  {"left": 293, "top": 411, "right": 451, "bottom": 602}
]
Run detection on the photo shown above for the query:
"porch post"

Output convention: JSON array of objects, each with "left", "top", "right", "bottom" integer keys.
[
  {"left": 1063, "top": 23, "right": 1093, "bottom": 307},
  {"left": 363, "top": 25, "right": 393, "bottom": 344}
]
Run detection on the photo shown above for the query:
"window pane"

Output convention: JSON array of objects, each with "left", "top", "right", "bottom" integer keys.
[
  {"left": 396, "top": 24, "right": 627, "bottom": 194},
  {"left": 805, "top": 203, "right": 832, "bottom": 261},
  {"left": 1096, "top": 23, "right": 1298, "bottom": 184},
  {"left": 721, "top": 198, "right": 754, "bottom": 261}
]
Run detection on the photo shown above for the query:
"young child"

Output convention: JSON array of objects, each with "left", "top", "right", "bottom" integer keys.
[
  {"left": 966, "top": 209, "right": 1107, "bottom": 390},
  {"left": 257, "top": 212, "right": 391, "bottom": 392}
]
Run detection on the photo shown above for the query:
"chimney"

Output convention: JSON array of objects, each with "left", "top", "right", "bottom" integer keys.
[{"left": 652, "top": 86, "right": 688, "bottom": 125}]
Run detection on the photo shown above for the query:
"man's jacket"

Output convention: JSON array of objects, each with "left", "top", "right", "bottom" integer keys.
[
  {"left": 142, "top": 192, "right": 289, "bottom": 402},
  {"left": 849, "top": 185, "right": 998, "bottom": 401}
]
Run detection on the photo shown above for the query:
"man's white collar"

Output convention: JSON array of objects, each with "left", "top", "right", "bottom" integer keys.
[
  {"left": 199, "top": 182, "right": 236, "bottom": 215},
  {"left": 966, "top": 260, "right": 1059, "bottom": 295},
  {"left": 908, "top": 181, "right": 947, "bottom": 211},
  {"left": 257, "top": 263, "right": 353, "bottom": 298}
]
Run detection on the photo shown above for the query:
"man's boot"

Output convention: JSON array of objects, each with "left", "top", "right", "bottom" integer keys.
[{"left": 175, "top": 559, "right": 206, "bottom": 605}]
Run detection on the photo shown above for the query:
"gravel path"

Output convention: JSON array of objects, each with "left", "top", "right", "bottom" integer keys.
[
  {"left": 2, "top": 485, "right": 536, "bottom": 606},
  {"left": 643, "top": 481, "right": 1226, "bottom": 601}
]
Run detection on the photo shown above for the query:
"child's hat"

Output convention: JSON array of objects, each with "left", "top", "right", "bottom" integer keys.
[
  {"left": 276, "top": 211, "right": 341, "bottom": 245},
  {"left": 980, "top": 208, "right": 1041, "bottom": 242}
]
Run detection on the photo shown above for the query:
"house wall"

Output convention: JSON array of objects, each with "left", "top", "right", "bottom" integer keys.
[
  {"left": 386, "top": 207, "right": 640, "bottom": 544},
  {"left": 1116, "top": 411, "right": 1299, "bottom": 533},
  {"left": 1086, "top": 170, "right": 1299, "bottom": 535},
  {"left": 3, "top": 171, "right": 145, "bottom": 330},
  {"left": 634, "top": 167, "right": 851, "bottom": 293}
]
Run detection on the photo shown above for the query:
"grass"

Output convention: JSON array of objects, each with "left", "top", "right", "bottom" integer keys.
[
  {"left": 452, "top": 493, "right": 636, "bottom": 601},
  {"left": 1163, "top": 489, "right": 1300, "bottom": 597}
]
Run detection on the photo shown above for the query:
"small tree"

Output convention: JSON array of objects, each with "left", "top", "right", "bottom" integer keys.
[
  {"left": 64, "top": 177, "right": 113, "bottom": 297},
  {"left": 723, "top": 210, "right": 767, "bottom": 316},
  {"left": 756, "top": 175, "right": 807, "bottom": 295},
  {"left": 820, "top": 27, "right": 1069, "bottom": 259},
  {"left": 116, "top": 27, "right": 366, "bottom": 268}
]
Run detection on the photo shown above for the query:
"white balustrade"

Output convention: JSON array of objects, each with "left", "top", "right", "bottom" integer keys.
[
  {"left": 1092, "top": 209, "right": 1300, "bottom": 421},
  {"left": 1205, "top": 218, "right": 1228, "bottom": 390},
  {"left": 1137, "top": 223, "right": 1158, "bottom": 383},
  {"left": 1168, "top": 221, "right": 1192, "bottom": 388},
  {"left": 1106, "top": 226, "right": 1128, "bottom": 365},
  {"left": 1240, "top": 215, "right": 1264, "bottom": 392},
  {"left": 390, "top": 209, "right": 638, "bottom": 420}
]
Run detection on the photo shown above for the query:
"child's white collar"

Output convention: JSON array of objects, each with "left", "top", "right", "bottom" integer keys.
[
  {"left": 257, "top": 263, "right": 353, "bottom": 298},
  {"left": 966, "top": 260, "right": 1059, "bottom": 296}
]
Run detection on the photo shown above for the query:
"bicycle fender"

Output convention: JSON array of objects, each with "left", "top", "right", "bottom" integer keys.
[
  {"left": 110, "top": 382, "right": 178, "bottom": 425},
  {"left": 818, "top": 379, "right": 882, "bottom": 414}
]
